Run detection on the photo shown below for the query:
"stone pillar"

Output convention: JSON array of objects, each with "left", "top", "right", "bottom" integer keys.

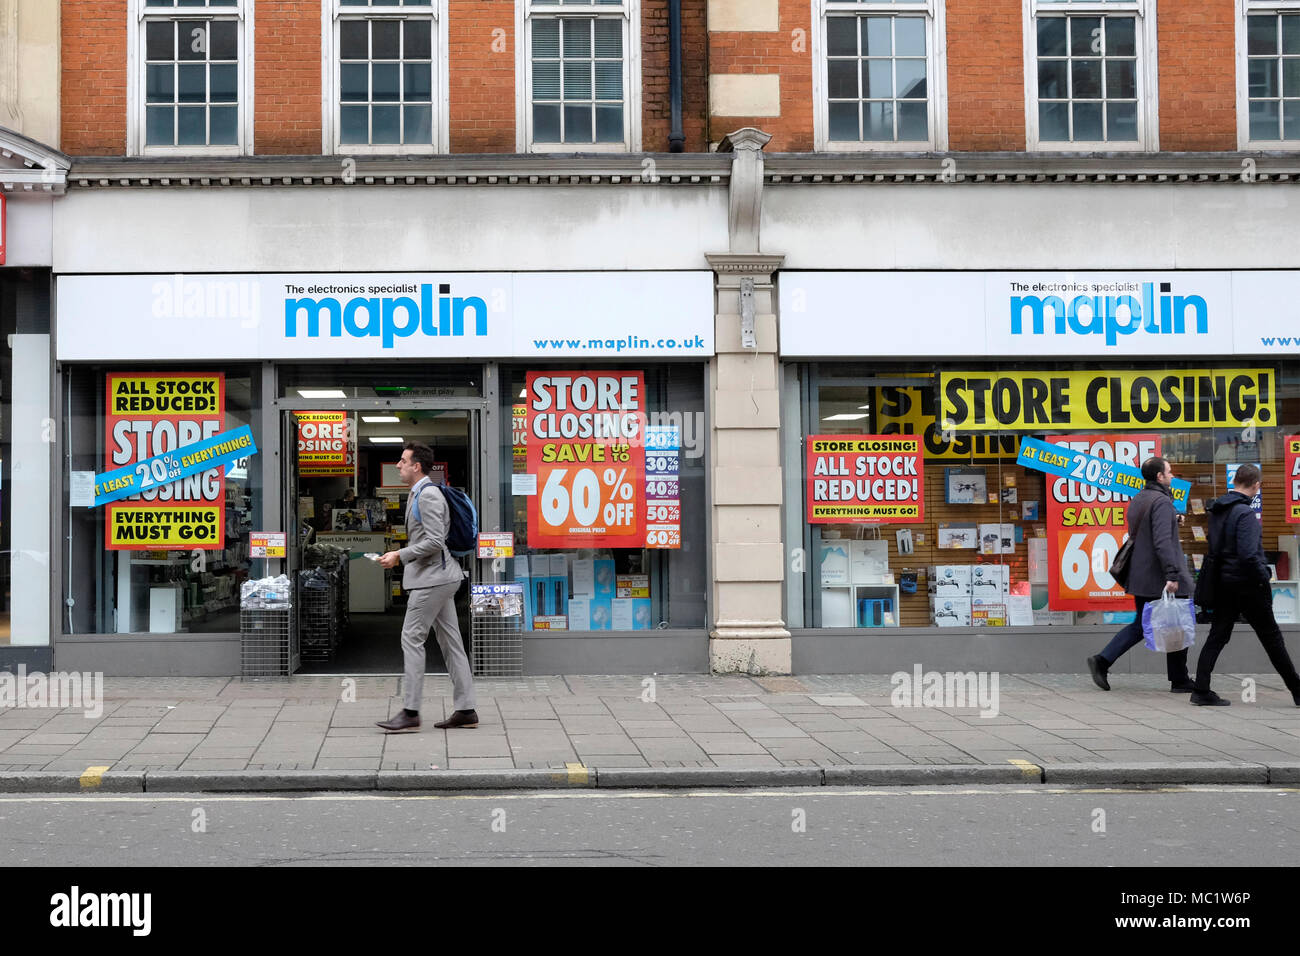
[{"left": 705, "top": 127, "right": 789, "bottom": 675}]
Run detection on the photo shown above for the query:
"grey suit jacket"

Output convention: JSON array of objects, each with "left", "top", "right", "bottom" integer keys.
[
  {"left": 1125, "top": 483, "right": 1194, "bottom": 599},
  {"left": 397, "top": 478, "right": 466, "bottom": 590}
]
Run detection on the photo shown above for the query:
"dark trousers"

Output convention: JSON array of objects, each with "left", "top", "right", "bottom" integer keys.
[
  {"left": 1195, "top": 584, "right": 1300, "bottom": 695},
  {"left": 1099, "top": 595, "right": 1190, "bottom": 683}
]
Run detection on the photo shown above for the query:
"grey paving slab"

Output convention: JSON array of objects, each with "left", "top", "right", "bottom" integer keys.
[
  {"left": 569, "top": 734, "right": 641, "bottom": 755},
  {"left": 556, "top": 716, "right": 625, "bottom": 735},
  {"left": 687, "top": 733, "right": 769, "bottom": 755},
  {"left": 445, "top": 735, "right": 511, "bottom": 758}
]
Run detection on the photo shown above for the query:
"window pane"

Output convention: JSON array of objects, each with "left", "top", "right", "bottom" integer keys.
[
  {"left": 146, "top": 105, "right": 174, "bottom": 145},
  {"left": 177, "top": 21, "right": 205, "bottom": 61},
  {"left": 209, "top": 19, "right": 237, "bottom": 59},
  {"left": 865, "top": 59, "right": 892, "bottom": 98},
  {"left": 595, "top": 60, "right": 621, "bottom": 100},
  {"left": 1285, "top": 17, "right": 1300, "bottom": 55},
  {"left": 372, "top": 63, "right": 400, "bottom": 101},
  {"left": 372, "top": 104, "right": 400, "bottom": 143},
  {"left": 1251, "top": 59, "right": 1279, "bottom": 99},
  {"left": 146, "top": 21, "right": 174, "bottom": 60},
  {"left": 1106, "top": 101, "right": 1136, "bottom": 141},
  {"left": 1037, "top": 18, "right": 1066, "bottom": 57},
  {"left": 533, "top": 18, "right": 560, "bottom": 57},
  {"left": 826, "top": 17, "right": 857, "bottom": 57},
  {"left": 864, "top": 101, "right": 893, "bottom": 141},
  {"left": 404, "top": 63, "right": 431, "bottom": 101},
  {"left": 177, "top": 105, "right": 206, "bottom": 144},
  {"left": 1284, "top": 99, "right": 1300, "bottom": 139},
  {"left": 595, "top": 103, "right": 622, "bottom": 142},
  {"left": 564, "top": 103, "right": 593, "bottom": 142},
  {"left": 403, "top": 104, "right": 432, "bottom": 143},
  {"left": 827, "top": 59, "right": 858, "bottom": 99},
  {"left": 1038, "top": 60, "right": 1066, "bottom": 99},
  {"left": 209, "top": 105, "right": 237, "bottom": 144},
  {"left": 178, "top": 63, "right": 206, "bottom": 103},
  {"left": 1070, "top": 17, "right": 1100, "bottom": 57},
  {"left": 1248, "top": 16, "right": 1277, "bottom": 56},
  {"left": 862, "top": 17, "right": 891, "bottom": 56},
  {"left": 341, "top": 62, "right": 368, "bottom": 101},
  {"left": 895, "top": 59, "right": 926, "bottom": 99},
  {"left": 1285, "top": 59, "right": 1300, "bottom": 97},
  {"left": 895, "top": 17, "right": 925, "bottom": 57},
  {"left": 340, "top": 20, "right": 369, "bottom": 59},
  {"left": 209, "top": 63, "right": 237, "bottom": 102},
  {"left": 564, "top": 60, "right": 592, "bottom": 98},
  {"left": 341, "top": 104, "right": 369, "bottom": 143},
  {"left": 1250, "top": 99, "right": 1280, "bottom": 139},
  {"left": 372, "top": 20, "right": 400, "bottom": 59},
  {"left": 1039, "top": 100, "right": 1069, "bottom": 140},
  {"left": 898, "top": 101, "right": 927, "bottom": 141},
  {"left": 533, "top": 103, "right": 561, "bottom": 141},
  {"left": 1071, "top": 59, "right": 1101, "bottom": 99},
  {"left": 1105, "top": 59, "right": 1136, "bottom": 99},
  {"left": 403, "top": 20, "right": 432, "bottom": 60},
  {"left": 594, "top": 18, "right": 621, "bottom": 57},
  {"left": 828, "top": 101, "right": 858, "bottom": 140},
  {"left": 1106, "top": 17, "right": 1135, "bottom": 57},
  {"left": 1072, "top": 101, "right": 1102, "bottom": 141},
  {"left": 534, "top": 61, "right": 561, "bottom": 99},
  {"left": 147, "top": 64, "right": 174, "bottom": 103},
  {"left": 563, "top": 21, "right": 591, "bottom": 57}
]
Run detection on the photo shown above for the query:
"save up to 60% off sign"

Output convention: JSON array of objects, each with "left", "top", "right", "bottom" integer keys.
[{"left": 526, "top": 372, "right": 646, "bottom": 549}]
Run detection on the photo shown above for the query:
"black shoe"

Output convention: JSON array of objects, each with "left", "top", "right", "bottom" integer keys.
[
  {"left": 1189, "top": 690, "right": 1231, "bottom": 706},
  {"left": 376, "top": 712, "right": 421, "bottom": 733},
  {"left": 1087, "top": 655, "right": 1110, "bottom": 691},
  {"left": 434, "top": 709, "right": 479, "bottom": 729},
  {"left": 1170, "top": 681, "right": 1196, "bottom": 693}
]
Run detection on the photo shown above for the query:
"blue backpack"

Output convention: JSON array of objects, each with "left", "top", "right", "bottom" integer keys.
[{"left": 410, "top": 479, "right": 478, "bottom": 559}]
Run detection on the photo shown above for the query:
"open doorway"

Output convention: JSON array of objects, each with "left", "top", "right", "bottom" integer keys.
[{"left": 288, "top": 407, "right": 473, "bottom": 674}]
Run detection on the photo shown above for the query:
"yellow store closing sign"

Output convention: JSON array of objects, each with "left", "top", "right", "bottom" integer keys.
[{"left": 939, "top": 369, "right": 1275, "bottom": 431}]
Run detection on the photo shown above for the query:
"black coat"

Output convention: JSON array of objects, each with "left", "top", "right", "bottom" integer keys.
[
  {"left": 1207, "top": 491, "right": 1269, "bottom": 588},
  {"left": 1125, "top": 482, "right": 1194, "bottom": 599}
]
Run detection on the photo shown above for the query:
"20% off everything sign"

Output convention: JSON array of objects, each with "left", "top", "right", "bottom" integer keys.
[{"left": 526, "top": 372, "right": 646, "bottom": 549}]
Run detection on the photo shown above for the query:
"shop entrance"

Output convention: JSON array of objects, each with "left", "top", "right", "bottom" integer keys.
[{"left": 283, "top": 405, "right": 478, "bottom": 675}]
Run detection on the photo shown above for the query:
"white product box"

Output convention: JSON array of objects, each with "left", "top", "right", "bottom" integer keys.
[
  {"left": 931, "top": 596, "right": 972, "bottom": 627},
  {"left": 930, "top": 565, "right": 972, "bottom": 597},
  {"left": 970, "top": 565, "right": 1010, "bottom": 603}
]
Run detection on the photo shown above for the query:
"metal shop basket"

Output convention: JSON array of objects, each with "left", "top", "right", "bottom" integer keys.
[
  {"left": 470, "top": 583, "right": 524, "bottom": 677},
  {"left": 240, "top": 576, "right": 294, "bottom": 678}
]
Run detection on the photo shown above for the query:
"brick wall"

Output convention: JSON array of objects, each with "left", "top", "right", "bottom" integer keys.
[
  {"left": 448, "top": 0, "right": 516, "bottom": 153},
  {"left": 642, "top": 0, "right": 710, "bottom": 152},
  {"left": 947, "top": 0, "right": 1026, "bottom": 151},
  {"left": 1158, "top": 0, "right": 1236, "bottom": 150},
  {"left": 255, "top": 0, "right": 321, "bottom": 154},
  {"left": 61, "top": 0, "right": 128, "bottom": 155}
]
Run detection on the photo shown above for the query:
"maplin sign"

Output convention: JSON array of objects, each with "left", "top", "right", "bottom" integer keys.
[
  {"left": 283, "top": 281, "right": 488, "bottom": 349},
  {"left": 1008, "top": 279, "right": 1210, "bottom": 347}
]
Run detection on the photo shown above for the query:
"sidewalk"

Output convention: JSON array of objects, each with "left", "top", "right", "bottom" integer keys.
[{"left": 1, "top": 673, "right": 1298, "bottom": 791}]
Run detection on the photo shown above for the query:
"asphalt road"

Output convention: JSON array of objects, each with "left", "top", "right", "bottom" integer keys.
[{"left": 1, "top": 786, "right": 1297, "bottom": 867}]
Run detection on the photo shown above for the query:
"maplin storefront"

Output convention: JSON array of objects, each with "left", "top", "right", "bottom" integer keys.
[{"left": 49, "top": 157, "right": 740, "bottom": 678}]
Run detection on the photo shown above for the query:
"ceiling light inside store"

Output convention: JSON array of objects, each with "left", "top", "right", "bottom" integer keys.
[
  {"left": 822, "top": 413, "right": 870, "bottom": 421},
  {"left": 369, "top": 437, "right": 406, "bottom": 444},
  {"left": 362, "top": 416, "right": 401, "bottom": 423},
  {"left": 297, "top": 389, "right": 347, "bottom": 398}
]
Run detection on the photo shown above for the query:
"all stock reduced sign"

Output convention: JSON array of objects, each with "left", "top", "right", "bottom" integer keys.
[
  {"left": 806, "top": 435, "right": 924, "bottom": 523},
  {"left": 526, "top": 371, "right": 646, "bottom": 549}
]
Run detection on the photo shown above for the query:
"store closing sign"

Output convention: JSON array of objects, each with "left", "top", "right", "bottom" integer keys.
[
  {"left": 526, "top": 372, "right": 646, "bottom": 549},
  {"left": 806, "top": 436, "right": 924, "bottom": 523},
  {"left": 104, "top": 373, "right": 226, "bottom": 550},
  {"left": 296, "top": 411, "right": 354, "bottom": 477},
  {"left": 940, "top": 369, "right": 1275, "bottom": 431},
  {"left": 1287, "top": 437, "right": 1300, "bottom": 523}
]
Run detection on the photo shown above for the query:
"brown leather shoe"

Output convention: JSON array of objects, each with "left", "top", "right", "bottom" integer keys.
[
  {"left": 376, "top": 712, "right": 421, "bottom": 733},
  {"left": 434, "top": 709, "right": 479, "bottom": 729}
]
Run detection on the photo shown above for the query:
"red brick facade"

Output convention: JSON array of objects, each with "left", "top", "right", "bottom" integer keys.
[
  {"left": 642, "top": 0, "right": 710, "bottom": 153},
  {"left": 448, "top": 0, "right": 517, "bottom": 153},
  {"left": 61, "top": 0, "right": 129, "bottom": 155},
  {"left": 255, "top": 0, "right": 321, "bottom": 154},
  {"left": 946, "top": 0, "right": 1025, "bottom": 151},
  {"left": 1157, "top": 0, "right": 1237, "bottom": 151}
]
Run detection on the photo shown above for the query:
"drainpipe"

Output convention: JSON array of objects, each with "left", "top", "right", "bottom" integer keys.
[{"left": 669, "top": 0, "right": 685, "bottom": 152}]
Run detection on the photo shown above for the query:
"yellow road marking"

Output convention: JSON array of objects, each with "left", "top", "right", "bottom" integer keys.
[
  {"left": 564, "top": 762, "right": 589, "bottom": 785},
  {"left": 78, "top": 766, "right": 110, "bottom": 789},
  {"left": 1008, "top": 758, "right": 1042, "bottom": 781}
]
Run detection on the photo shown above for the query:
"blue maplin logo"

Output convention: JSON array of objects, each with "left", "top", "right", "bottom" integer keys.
[
  {"left": 1010, "top": 281, "right": 1209, "bottom": 347},
  {"left": 284, "top": 283, "right": 487, "bottom": 348}
]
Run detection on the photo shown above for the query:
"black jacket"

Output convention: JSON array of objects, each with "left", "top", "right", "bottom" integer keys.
[{"left": 1207, "top": 491, "right": 1269, "bottom": 587}]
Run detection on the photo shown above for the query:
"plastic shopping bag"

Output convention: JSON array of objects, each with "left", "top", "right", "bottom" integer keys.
[{"left": 1142, "top": 593, "right": 1197, "bottom": 653}]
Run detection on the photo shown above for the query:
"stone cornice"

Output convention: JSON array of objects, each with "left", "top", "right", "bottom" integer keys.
[
  {"left": 0, "top": 125, "right": 70, "bottom": 194},
  {"left": 705, "top": 253, "right": 785, "bottom": 275}
]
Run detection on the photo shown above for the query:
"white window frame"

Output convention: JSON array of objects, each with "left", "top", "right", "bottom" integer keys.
[
  {"left": 515, "top": 0, "right": 642, "bottom": 153},
  {"left": 1237, "top": 0, "right": 1300, "bottom": 148},
  {"left": 127, "top": 0, "right": 254, "bottom": 156},
  {"left": 322, "top": 0, "right": 450, "bottom": 155},
  {"left": 1022, "top": 0, "right": 1158, "bottom": 151},
  {"left": 812, "top": 0, "right": 948, "bottom": 151}
]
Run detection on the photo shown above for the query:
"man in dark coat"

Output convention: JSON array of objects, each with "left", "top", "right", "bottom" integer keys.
[
  {"left": 1087, "top": 456, "right": 1195, "bottom": 692},
  {"left": 1192, "top": 463, "right": 1300, "bottom": 707}
]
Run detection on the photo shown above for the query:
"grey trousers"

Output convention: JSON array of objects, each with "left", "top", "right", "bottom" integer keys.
[{"left": 401, "top": 581, "right": 475, "bottom": 713}]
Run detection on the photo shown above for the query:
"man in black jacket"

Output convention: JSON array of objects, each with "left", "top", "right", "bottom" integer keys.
[{"left": 1193, "top": 463, "right": 1300, "bottom": 707}]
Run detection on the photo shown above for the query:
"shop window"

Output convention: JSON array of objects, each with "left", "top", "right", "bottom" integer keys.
[
  {"left": 134, "top": 0, "right": 248, "bottom": 155},
  {"left": 330, "top": 0, "right": 446, "bottom": 153},
  {"left": 787, "top": 361, "right": 1300, "bottom": 631},
  {"left": 63, "top": 368, "right": 262, "bottom": 635},
  {"left": 817, "top": 0, "right": 948, "bottom": 150},
  {"left": 1240, "top": 3, "right": 1300, "bottom": 145},
  {"left": 1026, "top": 0, "right": 1153, "bottom": 150},
  {"left": 499, "top": 364, "right": 705, "bottom": 632},
  {"left": 519, "top": 0, "right": 640, "bottom": 151}
]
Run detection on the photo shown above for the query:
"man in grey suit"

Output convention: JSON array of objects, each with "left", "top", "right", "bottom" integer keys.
[{"left": 376, "top": 442, "right": 478, "bottom": 733}]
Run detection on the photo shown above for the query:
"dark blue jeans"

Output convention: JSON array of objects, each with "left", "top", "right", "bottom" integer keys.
[{"left": 1098, "top": 594, "right": 1191, "bottom": 683}]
